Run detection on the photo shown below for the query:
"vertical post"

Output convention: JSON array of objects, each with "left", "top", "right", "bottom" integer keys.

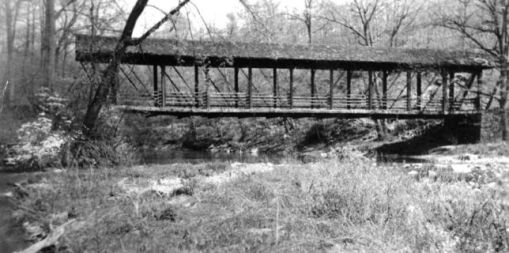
[
  {"left": 442, "top": 71, "right": 448, "bottom": 113},
  {"left": 247, "top": 67, "right": 252, "bottom": 108},
  {"left": 153, "top": 65, "right": 158, "bottom": 106},
  {"left": 407, "top": 72, "right": 412, "bottom": 111},
  {"left": 160, "top": 65, "right": 166, "bottom": 107},
  {"left": 234, "top": 67, "right": 239, "bottom": 108},
  {"left": 273, "top": 68, "right": 278, "bottom": 108},
  {"left": 347, "top": 70, "right": 352, "bottom": 109},
  {"left": 205, "top": 68, "right": 210, "bottom": 109},
  {"left": 289, "top": 68, "right": 294, "bottom": 109},
  {"left": 368, "top": 71, "right": 373, "bottom": 110},
  {"left": 416, "top": 72, "right": 422, "bottom": 109},
  {"left": 329, "top": 69, "right": 334, "bottom": 109},
  {"left": 449, "top": 72, "right": 455, "bottom": 111},
  {"left": 194, "top": 65, "right": 199, "bottom": 107},
  {"left": 311, "top": 69, "right": 316, "bottom": 108},
  {"left": 476, "top": 71, "right": 482, "bottom": 111},
  {"left": 382, "top": 71, "right": 388, "bottom": 110}
]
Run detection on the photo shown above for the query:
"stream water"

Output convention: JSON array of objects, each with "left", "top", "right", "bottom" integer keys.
[{"left": 140, "top": 149, "right": 295, "bottom": 165}]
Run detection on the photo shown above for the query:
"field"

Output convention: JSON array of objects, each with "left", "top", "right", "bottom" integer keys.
[{"left": 10, "top": 149, "right": 509, "bottom": 252}]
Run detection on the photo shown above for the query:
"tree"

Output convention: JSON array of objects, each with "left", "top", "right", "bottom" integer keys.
[
  {"left": 82, "top": 0, "right": 190, "bottom": 136},
  {"left": 41, "top": 0, "right": 56, "bottom": 88},
  {"left": 319, "top": 0, "right": 419, "bottom": 139},
  {"left": 3, "top": 0, "right": 21, "bottom": 105},
  {"left": 440, "top": 0, "right": 508, "bottom": 140}
]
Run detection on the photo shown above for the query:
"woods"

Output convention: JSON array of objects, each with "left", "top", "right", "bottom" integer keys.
[
  {"left": 0, "top": 0, "right": 504, "bottom": 138},
  {"left": 2, "top": 1, "right": 509, "bottom": 252}
]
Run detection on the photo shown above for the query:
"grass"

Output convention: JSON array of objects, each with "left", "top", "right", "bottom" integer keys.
[{"left": 11, "top": 159, "right": 509, "bottom": 252}]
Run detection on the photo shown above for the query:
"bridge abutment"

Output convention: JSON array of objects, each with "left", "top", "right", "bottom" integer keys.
[
  {"left": 443, "top": 110, "right": 508, "bottom": 144},
  {"left": 479, "top": 109, "right": 509, "bottom": 143}
]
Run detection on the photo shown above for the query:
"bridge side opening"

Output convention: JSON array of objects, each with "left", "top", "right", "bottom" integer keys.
[{"left": 114, "top": 65, "right": 485, "bottom": 117}]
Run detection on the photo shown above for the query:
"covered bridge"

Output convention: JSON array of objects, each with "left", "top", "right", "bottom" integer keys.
[{"left": 75, "top": 34, "right": 493, "bottom": 119}]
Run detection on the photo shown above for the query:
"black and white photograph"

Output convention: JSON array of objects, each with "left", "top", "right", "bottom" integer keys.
[{"left": 0, "top": 0, "right": 508, "bottom": 252}]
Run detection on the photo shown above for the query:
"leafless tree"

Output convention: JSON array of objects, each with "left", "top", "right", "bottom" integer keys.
[
  {"left": 439, "top": 0, "right": 509, "bottom": 140},
  {"left": 41, "top": 0, "right": 56, "bottom": 89},
  {"left": 82, "top": 0, "right": 190, "bottom": 136},
  {"left": 2, "top": 0, "right": 22, "bottom": 105}
]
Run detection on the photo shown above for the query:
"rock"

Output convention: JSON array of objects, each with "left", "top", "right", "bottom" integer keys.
[
  {"left": 202, "top": 163, "right": 274, "bottom": 186},
  {"left": 1, "top": 191, "right": 14, "bottom": 198},
  {"left": 408, "top": 170, "right": 419, "bottom": 179},
  {"left": 52, "top": 169, "right": 64, "bottom": 174},
  {"left": 117, "top": 177, "right": 185, "bottom": 196},
  {"left": 450, "top": 164, "right": 473, "bottom": 174},
  {"left": 428, "top": 170, "right": 438, "bottom": 179},
  {"left": 23, "top": 221, "right": 46, "bottom": 242},
  {"left": 167, "top": 195, "right": 195, "bottom": 207}
]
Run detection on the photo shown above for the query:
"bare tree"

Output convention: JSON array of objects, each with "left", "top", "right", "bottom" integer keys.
[
  {"left": 440, "top": 0, "right": 508, "bottom": 140},
  {"left": 3, "top": 0, "right": 22, "bottom": 105},
  {"left": 41, "top": 0, "right": 56, "bottom": 88},
  {"left": 82, "top": 0, "right": 190, "bottom": 136}
]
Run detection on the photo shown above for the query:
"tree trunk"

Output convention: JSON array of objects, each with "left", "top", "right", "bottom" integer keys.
[
  {"left": 82, "top": 0, "right": 190, "bottom": 136},
  {"left": 82, "top": 0, "right": 150, "bottom": 136},
  {"left": 41, "top": 0, "right": 56, "bottom": 88},
  {"left": 4, "top": 1, "right": 14, "bottom": 105},
  {"left": 499, "top": 66, "right": 508, "bottom": 141}
]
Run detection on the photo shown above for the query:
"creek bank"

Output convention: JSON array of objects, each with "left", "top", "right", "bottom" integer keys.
[
  {"left": 5, "top": 158, "right": 509, "bottom": 251},
  {"left": 5, "top": 162, "right": 282, "bottom": 252}
]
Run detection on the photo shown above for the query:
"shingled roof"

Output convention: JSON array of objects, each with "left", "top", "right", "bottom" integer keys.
[{"left": 75, "top": 34, "right": 493, "bottom": 72}]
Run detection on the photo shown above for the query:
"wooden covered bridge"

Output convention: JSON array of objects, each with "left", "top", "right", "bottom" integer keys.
[{"left": 75, "top": 34, "right": 493, "bottom": 119}]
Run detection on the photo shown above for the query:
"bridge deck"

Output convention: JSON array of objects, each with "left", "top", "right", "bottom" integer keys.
[{"left": 117, "top": 105, "right": 481, "bottom": 119}]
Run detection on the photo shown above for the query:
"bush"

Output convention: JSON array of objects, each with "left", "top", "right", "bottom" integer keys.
[{"left": 4, "top": 113, "right": 69, "bottom": 170}]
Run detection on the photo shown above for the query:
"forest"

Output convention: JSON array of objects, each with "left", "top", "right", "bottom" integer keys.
[{"left": 1, "top": 0, "right": 509, "bottom": 252}]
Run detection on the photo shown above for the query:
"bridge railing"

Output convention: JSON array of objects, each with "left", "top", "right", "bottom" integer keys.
[{"left": 120, "top": 91, "right": 480, "bottom": 113}]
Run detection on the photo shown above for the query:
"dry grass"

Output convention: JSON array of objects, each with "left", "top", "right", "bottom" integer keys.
[{"left": 12, "top": 159, "right": 509, "bottom": 252}]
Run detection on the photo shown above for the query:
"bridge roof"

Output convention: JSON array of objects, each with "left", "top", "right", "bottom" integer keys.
[{"left": 75, "top": 34, "right": 493, "bottom": 72}]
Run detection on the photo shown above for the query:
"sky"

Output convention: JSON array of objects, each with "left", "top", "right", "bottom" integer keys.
[{"left": 129, "top": 0, "right": 319, "bottom": 36}]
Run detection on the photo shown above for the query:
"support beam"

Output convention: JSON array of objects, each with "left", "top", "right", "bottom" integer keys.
[
  {"left": 311, "top": 69, "right": 316, "bottom": 108},
  {"left": 477, "top": 71, "right": 483, "bottom": 111},
  {"left": 194, "top": 66, "right": 199, "bottom": 107},
  {"left": 329, "top": 69, "right": 334, "bottom": 110},
  {"left": 234, "top": 67, "right": 239, "bottom": 108},
  {"left": 160, "top": 66, "right": 166, "bottom": 107},
  {"left": 248, "top": 67, "right": 252, "bottom": 109},
  {"left": 442, "top": 71, "right": 448, "bottom": 113},
  {"left": 153, "top": 65, "right": 159, "bottom": 106},
  {"left": 416, "top": 72, "right": 422, "bottom": 109},
  {"left": 407, "top": 72, "right": 412, "bottom": 111},
  {"left": 289, "top": 68, "right": 294, "bottom": 109},
  {"left": 347, "top": 70, "right": 352, "bottom": 109},
  {"left": 449, "top": 72, "right": 455, "bottom": 111},
  {"left": 205, "top": 68, "right": 210, "bottom": 108},
  {"left": 368, "top": 71, "right": 373, "bottom": 110},
  {"left": 273, "top": 68, "right": 278, "bottom": 108},
  {"left": 382, "top": 71, "right": 388, "bottom": 110}
]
